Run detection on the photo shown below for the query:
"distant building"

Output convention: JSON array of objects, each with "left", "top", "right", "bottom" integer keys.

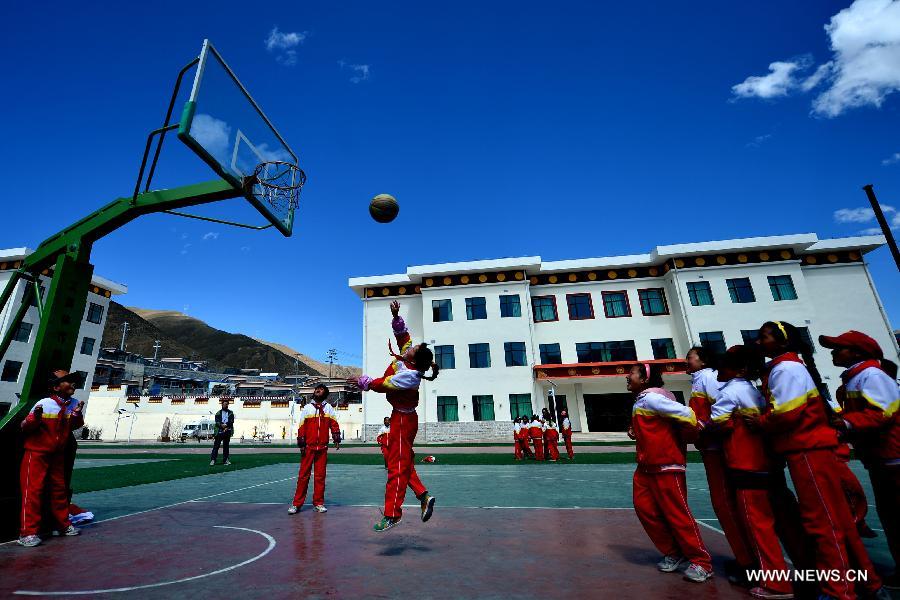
[
  {"left": 0, "top": 248, "right": 127, "bottom": 417},
  {"left": 349, "top": 233, "right": 898, "bottom": 441}
]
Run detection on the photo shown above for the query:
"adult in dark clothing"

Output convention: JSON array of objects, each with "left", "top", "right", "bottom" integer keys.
[{"left": 210, "top": 399, "right": 235, "bottom": 466}]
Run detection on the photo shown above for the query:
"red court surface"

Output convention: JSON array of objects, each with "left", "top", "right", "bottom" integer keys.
[{"left": 0, "top": 502, "right": 748, "bottom": 599}]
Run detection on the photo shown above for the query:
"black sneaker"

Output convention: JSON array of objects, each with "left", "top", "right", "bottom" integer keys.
[{"left": 420, "top": 494, "right": 436, "bottom": 522}]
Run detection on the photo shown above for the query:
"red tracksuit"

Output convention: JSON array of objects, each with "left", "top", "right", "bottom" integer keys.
[
  {"left": 760, "top": 353, "right": 881, "bottom": 599},
  {"left": 833, "top": 442, "right": 869, "bottom": 527},
  {"left": 377, "top": 425, "right": 390, "bottom": 467},
  {"left": 518, "top": 425, "right": 533, "bottom": 458},
  {"left": 529, "top": 420, "right": 545, "bottom": 461},
  {"left": 689, "top": 368, "right": 754, "bottom": 569},
  {"left": 632, "top": 388, "right": 711, "bottom": 571},
  {"left": 20, "top": 396, "right": 83, "bottom": 537},
  {"left": 544, "top": 423, "right": 560, "bottom": 461},
  {"left": 292, "top": 401, "right": 341, "bottom": 507},
  {"left": 513, "top": 423, "right": 523, "bottom": 459},
  {"left": 561, "top": 417, "right": 574, "bottom": 459},
  {"left": 358, "top": 315, "right": 428, "bottom": 519},
  {"left": 837, "top": 360, "right": 900, "bottom": 569},
  {"left": 711, "top": 378, "right": 792, "bottom": 594}
]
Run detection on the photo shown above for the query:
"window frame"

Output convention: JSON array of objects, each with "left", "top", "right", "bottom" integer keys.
[
  {"left": 768, "top": 275, "right": 798, "bottom": 301},
  {"left": 637, "top": 288, "right": 669, "bottom": 316},
  {"left": 565, "top": 293, "right": 595, "bottom": 320},
  {"left": 465, "top": 296, "right": 488, "bottom": 320},
  {"left": 434, "top": 345, "right": 456, "bottom": 370},
  {"left": 80, "top": 336, "right": 96, "bottom": 356},
  {"left": 699, "top": 331, "right": 727, "bottom": 357},
  {"left": 531, "top": 295, "right": 559, "bottom": 323},
  {"left": 509, "top": 393, "right": 532, "bottom": 420},
  {"left": 472, "top": 395, "right": 495, "bottom": 421},
  {"left": 538, "top": 343, "right": 562, "bottom": 365},
  {"left": 686, "top": 281, "right": 715, "bottom": 306},
  {"left": 601, "top": 290, "right": 632, "bottom": 318},
  {"left": 504, "top": 342, "right": 528, "bottom": 367},
  {"left": 468, "top": 343, "right": 492, "bottom": 369},
  {"left": 12, "top": 322, "right": 33, "bottom": 343},
  {"left": 1, "top": 360, "right": 23, "bottom": 383},
  {"left": 85, "top": 302, "right": 104, "bottom": 324},
  {"left": 576, "top": 340, "right": 637, "bottom": 363},
  {"left": 650, "top": 338, "right": 676, "bottom": 360},
  {"left": 726, "top": 278, "right": 756, "bottom": 304},
  {"left": 499, "top": 294, "right": 522, "bottom": 318},
  {"left": 436, "top": 396, "right": 459, "bottom": 422}
]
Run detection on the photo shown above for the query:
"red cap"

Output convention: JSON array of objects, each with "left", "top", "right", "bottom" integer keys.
[{"left": 818, "top": 331, "right": 883, "bottom": 359}]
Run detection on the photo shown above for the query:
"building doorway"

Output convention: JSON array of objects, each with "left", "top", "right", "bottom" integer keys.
[{"left": 583, "top": 394, "right": 632, "bottom": 432}]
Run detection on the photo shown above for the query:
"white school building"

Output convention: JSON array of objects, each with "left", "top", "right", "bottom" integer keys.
[
  {"left": 0, "top": 248, "right": 127, "bottom": 417},
  {"left": 349, "top": 233, "right": 898, "bottom": 442}
]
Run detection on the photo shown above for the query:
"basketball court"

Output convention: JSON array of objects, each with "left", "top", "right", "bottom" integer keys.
[{"left": 1, "top": 458, "right": 895, "bottom": 598}]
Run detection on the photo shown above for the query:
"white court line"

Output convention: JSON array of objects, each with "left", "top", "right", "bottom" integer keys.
[
  {"left": 189, "top": 500, "right": 636, "bottom": 510},
  {"left": 696, "top": 519, "right": 725, "bottom": 535},
  {"left": 14, "top": 526, "right": 276, "bottom": 596}
]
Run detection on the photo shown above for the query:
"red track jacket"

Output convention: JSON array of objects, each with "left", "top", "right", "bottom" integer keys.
[
  {"left": 21, "top": 396, "right": 83, "bottom": 454},
  {"left": 759, "top": 353, "right": 837, "bottom": 454},
  {"left": 710, "top": 378, "right": 770, "bottom": 472},
  {"left": 357, "top": 316, "right": 421, "bottom": 411},
  {"left": 632, "top": 388, "right": 698, "bottom": 472},
  {"left": 689, "top": 367, "right": 722, "bottom": 450},
  {"left": 296, "top": 401, "right": 341, "bottom": 450},
  {"left": 838, "top": 360, "right": 900, "bottom": 465}
]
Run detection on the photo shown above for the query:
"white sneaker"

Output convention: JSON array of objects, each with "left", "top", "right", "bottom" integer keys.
[
  {"left": 287, "top": 506, "right": 298, "bottom": 515},
  {"left": 210, "top": 460, "right": 216, "bottom": 466},
  {"left": 17, "top": 535, "right": 41, "bottom": 547},
  {"left": 63, "top": 525, "right": 80, "bottom": 536},
  {"left": 224, "top": 460, "right": 232, "bottom": 466},
  {"left": 657, "top": 555, "right": 686, "bottom": 573},
  {"left": 314, "top": 505, "right": 327, "bottom": 513},
  {"left": 683, "top": 564, "right": 712, "bottom": 583}
]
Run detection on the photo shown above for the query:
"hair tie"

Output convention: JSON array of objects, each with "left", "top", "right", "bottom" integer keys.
[
  {"left": 774, "top": 321, "right": 788, "bottom": 340},
  {"left": 644, "top": 363, "right": 652, "bottom": 380}
]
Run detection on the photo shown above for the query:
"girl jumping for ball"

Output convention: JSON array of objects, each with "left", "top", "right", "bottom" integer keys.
[{"left": 352, "top": 300, "right": 438, "bottom": 532}]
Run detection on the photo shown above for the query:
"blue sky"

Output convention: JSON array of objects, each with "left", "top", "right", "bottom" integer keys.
[{"left": 2, "top": 0, "right": 899, "bottom": 366}]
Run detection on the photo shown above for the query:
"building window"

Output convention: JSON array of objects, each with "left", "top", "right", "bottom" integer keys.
[
  {"left": 539, "top": 343, "right": 562, "bottom": 364},
  {"left": 504, "top": 342, "right": 527, "bottom": 367},
  {"left": 686, "top": 281, "right": 714, "bottom": 306},
  {"left": 74, "top": 371, "right": 88, "bottom": 390},
  {"left": 85, "top": 302, "right": 104, "bottom": 324},
  {"left": 638, "top": 288, "right": 669, "bottom": 316},
  {"left": 509, "top": 394, "right": 532, "bottom": 420},
  {"left": 651, "top": 338, "right": 676, "bottom": 359},
  {"left": 437, "top": 396, "right": 459, "bottom": 422},
  {"left": 432, "top": 299, "right": 453, "bottom": 322},
  {"left": 435, "top": 345, "right": 455, "bottom": 369},
  {"left": 699, "top": 331, "right": 727, "bottom": 357},
  {"left": 768, "top": 275, "right": 798, "bottom": 301},
  {"left": 500, "top": 294, "right": 521, "bottom": 318},
  {"left": 1, "top": 360, "right": 23, "bottom": 383},
  {"left": 797, "top": 326, "right": 815, "bottom": 354},
  {"left": 465, "top": 297, "right": 487, "bottom": 320},
  {"left": 473, "top": 395, "right": 495, "bottom": 421},
  {"left": 601, "top": 291, "right": 631, "bottom": 318},
  {"left": 28, "top": 285, "right": 45, "bottom": 307},
  {"left": 469, "top": 343, "right": 491, "bottom": 368},
  {"left": 576, "top": 340, "right": 637, "bottom": 363},
  {"left": 80, "top": 337, "right": 96, "bottom": 356},
  {"left": 532, "top": 296, "right": 558, "bottom": 322},
  {"left": 566, "top": 293, "right": 594, "bottom": 320},
  {"left": 726, "top": 278, "right": 756, "bottom": 304},
  {"left": 12, "top": 322, "right": 33, "bottom": 343},
  {"left": 740, "top": 329, "right": 760, "bottom": 345}
]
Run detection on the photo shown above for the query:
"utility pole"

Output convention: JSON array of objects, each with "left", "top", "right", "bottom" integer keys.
[
  {"left": 325, "top": 348, "right": 338, "bottom": 379},
  {"left": 119, "top": 322, "right": 130, "bottom": 351},
  {"left": 863, "top": 184, "right": 900, "bottom": 272},
  {"left": 152, "top": 340, "right": 161, "bottom": 361}
]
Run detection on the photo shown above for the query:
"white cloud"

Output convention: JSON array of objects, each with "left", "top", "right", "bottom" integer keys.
[
  {"left": 834, "top": 205, "right": 896, "bottom": 223},
  {"left": 180, "top": 243, "right": 191, "bottom": 255},
  {"left": 339, "top": 61, "right": 371, "bottom": 83},
  {"left": 202, "top": 232, "right": 219, "bottom": 241},
  {"left": 882, "top": 152, "right": 900, "bottom": 165},
  {"left": 265, "top": 27, "right": 307, "bottom": 66},
  {"left": 190, "top": 114, "right": 231, "bottom": 158},
  {"left": 732, "top": 0, "right": 900, "bottom": 117},
  {"left": 746, "top": 133, "right": 773, "bottom": 148}
]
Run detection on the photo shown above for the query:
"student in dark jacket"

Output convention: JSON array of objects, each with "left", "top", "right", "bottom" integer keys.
[{"left": 210, "top": 399, "right": 235, "bottom": 466}]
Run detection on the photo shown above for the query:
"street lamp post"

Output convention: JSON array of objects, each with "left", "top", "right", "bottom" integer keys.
[
  {"left": 113, "top": 408, "right": 128, "bottom": 441},
  {"left": 127, "top": 403, "right": 138, "bottom": 443}
]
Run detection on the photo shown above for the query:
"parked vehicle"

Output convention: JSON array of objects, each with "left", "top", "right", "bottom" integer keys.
[{"left": 180, "top": 419, "right": 215, "bottom": 442}]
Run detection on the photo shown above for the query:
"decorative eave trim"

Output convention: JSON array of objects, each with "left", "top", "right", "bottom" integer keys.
[{"left": 534, "top": 358, "right": 687, "bottom": 379}]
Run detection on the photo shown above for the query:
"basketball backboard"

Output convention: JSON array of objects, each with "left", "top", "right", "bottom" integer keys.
[{"left": 178, "top": 40, "right": 301, "bottom": 236}]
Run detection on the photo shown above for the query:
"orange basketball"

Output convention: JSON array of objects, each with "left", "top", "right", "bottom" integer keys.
[{"left": 369, "top": 194, "right": 399, "bottom": 223}]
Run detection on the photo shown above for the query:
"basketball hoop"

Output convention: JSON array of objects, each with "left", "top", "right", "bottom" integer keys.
[{"left": 246, "top": 160, "right": 306, "bottom": 220}]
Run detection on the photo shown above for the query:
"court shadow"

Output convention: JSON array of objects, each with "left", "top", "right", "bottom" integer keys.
[
  {"left": 607, "top": 543, "right": 656, "bottom": 566},
  {"left": 378, "top": 544, "right": 433, "bottom": 557}
]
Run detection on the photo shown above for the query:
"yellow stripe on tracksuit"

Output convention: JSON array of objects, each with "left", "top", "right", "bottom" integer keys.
[
  {"left": 769, "top": 389, "right": 818, "bottom": 415},
  {"left": 633, "top": 407, "right": 697, "bottom": 426}
]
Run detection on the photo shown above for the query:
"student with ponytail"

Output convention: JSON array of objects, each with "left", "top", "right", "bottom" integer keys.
[
  {"left": 748, "top": 321, "right": 885, "bottom": 600},
  {"left": 627, "top": 362, "right": 712, "bottom": 583},
  {"left": 352, "top": 300, "right": 438, "bottom": 532}
]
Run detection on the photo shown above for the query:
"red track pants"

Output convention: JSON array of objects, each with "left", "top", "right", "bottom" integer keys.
[
  {"left": 563, "top": 433, "right": 574, "bottom": 459},
  {"left": 20, "top": 450, "right": 70, "bottom": 537},
  {"left": 293, "top": 447, "right": 328, "bottom": 507},
  {"left": 869, "top": 464, "right": 900, "bottom": 568},
  {"left": 384, "top": 410, "right": 427, "bottom": 519},
  {"left": 735, "top": 487, "right": 793, "bottom": 594},
  {"left": 784, "top": 449, "right": 881, "bottom": 599},
  {"left": 633, "top": 469, "right": 712, "bottom": 571},
  {"left": 546, "top": 438, "right": 560, "bottom": 461},
  {"left": 514, "top": 437, "right": 522, "bottom": 459},
  {"left": 531, "top": 436, "right": 544, "bottom": 461},
  {"left": 835, "top": 458, "right": 868, "bottom": 526},
  {"left": 521, "top": 436, "right": 533, "bottom": 458},
  {"left": 701, "top": 451, "right": 755, "bottom": 567},
  {"left": 379, "top": 444, "right": 389, "bottom": 467}
]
